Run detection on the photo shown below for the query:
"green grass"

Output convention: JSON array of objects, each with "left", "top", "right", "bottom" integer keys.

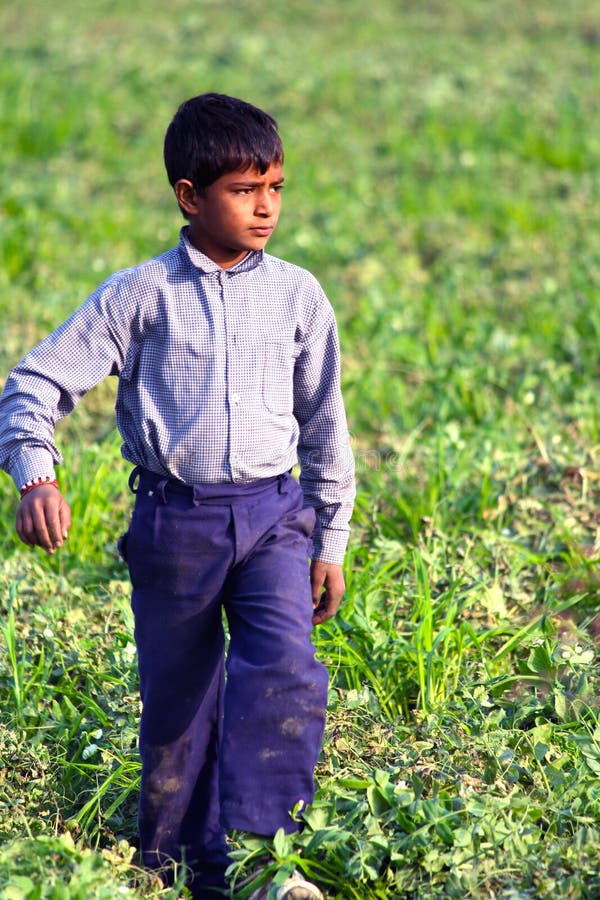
[{"left": 2, "top": 0, "right": 600, "bottom": 896}]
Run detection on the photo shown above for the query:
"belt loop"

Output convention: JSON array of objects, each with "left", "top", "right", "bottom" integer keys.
[
  {"left": 128, "top": 465, "right": 143, "bottom": 494},
  {"left": 278, "top": 471, "right": 290, "bottom": 495},
  {"left": 156, "top": 478, "right": 168, "bottom": 503},
  {"left": 192, "top": 485, "right": 202, "bottom": 507}
]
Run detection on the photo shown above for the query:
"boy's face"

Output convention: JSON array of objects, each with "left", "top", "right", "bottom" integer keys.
[{"left": 175, "top": 162, "right": 284, "bottom": 269}]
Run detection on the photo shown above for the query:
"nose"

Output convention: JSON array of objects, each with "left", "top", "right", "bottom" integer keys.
[{"left": 255, "top": 189, "right": 274, "bottom": 217}]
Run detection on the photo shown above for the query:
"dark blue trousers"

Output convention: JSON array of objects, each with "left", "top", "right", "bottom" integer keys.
[{"left": 121, "top": 468, "right": 328, "bottom": 896}]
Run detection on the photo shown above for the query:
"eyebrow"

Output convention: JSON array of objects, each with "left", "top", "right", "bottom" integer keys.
[{"left": 229, "top": 177, "right": 285, "bottom": 187}]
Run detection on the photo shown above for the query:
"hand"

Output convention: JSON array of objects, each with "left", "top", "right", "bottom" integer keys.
[
  {"left": 310, "top": 560, "right": 345, "bottom": 626},
  {"left": 16, "top": 486, "right": 71, "bottom": 554}
]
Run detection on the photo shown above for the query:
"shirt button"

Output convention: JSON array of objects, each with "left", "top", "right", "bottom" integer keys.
[{"left": 231, "top": 393, "right": 241, "bottom": 405}]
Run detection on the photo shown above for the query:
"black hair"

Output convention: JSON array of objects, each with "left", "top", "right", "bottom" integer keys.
[{"left": 164, "top": 93, "right": 284, "bottom": 195}]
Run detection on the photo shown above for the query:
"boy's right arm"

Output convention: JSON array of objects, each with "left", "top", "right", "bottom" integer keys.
[
  {"left": 0, "top": 272, "right": 133, "bottom": 551},
  {"left": 16, "top": 484, "right": 71, "bottom": 554}
]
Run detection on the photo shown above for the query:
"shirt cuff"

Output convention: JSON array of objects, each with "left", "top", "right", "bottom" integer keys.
[
  {"left": 9, "top": 448, "right": 58, "bottom": 493},
  {"left": 311, "top": 526, "right": 349, "bottom": 565}
]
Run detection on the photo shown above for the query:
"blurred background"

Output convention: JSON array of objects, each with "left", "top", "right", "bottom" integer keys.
[{"left": 2, "top": 2, "right": 600, "bottom": 897}]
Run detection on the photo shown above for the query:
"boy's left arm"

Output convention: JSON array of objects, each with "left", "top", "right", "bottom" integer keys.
[
  {"left": 294, "top": 283, "right": 356, "bottom": 624},
  {"left": 310, "top": 560, "right": 346, "bottom": 625}
]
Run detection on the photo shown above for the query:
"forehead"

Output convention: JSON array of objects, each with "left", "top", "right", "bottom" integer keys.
[{"left": 216, "top": 162, "right": 284, "bottom": 186}]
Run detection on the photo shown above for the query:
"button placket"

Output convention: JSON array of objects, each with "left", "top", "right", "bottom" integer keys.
[{"left": 221, "top": 270, "right": 242, "bottom": 481}]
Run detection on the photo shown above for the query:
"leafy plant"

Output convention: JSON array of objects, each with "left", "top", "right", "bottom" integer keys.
[{"left": 2, "top": 0, "right": 600, "bottom": 897}]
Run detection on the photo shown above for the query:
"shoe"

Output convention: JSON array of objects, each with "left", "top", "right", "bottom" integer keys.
[
  {"left": 276, "top": 871, "right": 324, "bottom": 900},
  {"left": 247, "top": 870, "right": 324, "bottom": 900}
]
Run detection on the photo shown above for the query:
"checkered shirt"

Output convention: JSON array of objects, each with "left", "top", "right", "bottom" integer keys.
[{"left": 0, "top": 228, "right": 355, "bottom": 563}]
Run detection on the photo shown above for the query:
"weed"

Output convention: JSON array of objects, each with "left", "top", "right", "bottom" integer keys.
[{"left": 2, "top": 0, "right": 600, "bottom": 897}]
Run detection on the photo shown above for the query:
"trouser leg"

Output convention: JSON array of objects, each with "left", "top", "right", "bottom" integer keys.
[
  {"left": 220, "top": 478, "right": 329, "bottom": 834},
  {"left": 133, "top": 597, "right": 228, "bottom": 882},
  {"left": 125, "top": 490, "right": 232, "bottom": 889}
]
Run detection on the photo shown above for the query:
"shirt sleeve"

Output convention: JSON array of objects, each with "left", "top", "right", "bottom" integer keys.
[
  {"left": 0, "top": 272, "right": 132, "bottom": 491},
  {"left": 294, "top": 286, "right": 355, "bottom": 564}
]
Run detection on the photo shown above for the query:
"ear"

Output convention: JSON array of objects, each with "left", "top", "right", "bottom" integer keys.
[{"left": 174, "top": 179, "right": 201, "bottom": 216}]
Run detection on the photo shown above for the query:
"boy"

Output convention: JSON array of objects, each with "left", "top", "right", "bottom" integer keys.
[{"left": 0, "top": 93, "right": 355, "bottom": 899}]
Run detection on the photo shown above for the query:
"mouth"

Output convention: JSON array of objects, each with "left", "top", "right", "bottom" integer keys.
[{"left": 250, "top": 226, "right": 274, "bottom": 237}]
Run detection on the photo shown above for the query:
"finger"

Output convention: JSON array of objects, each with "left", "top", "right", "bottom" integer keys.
[
  {"left": 310, "top": 577, "right": 326, "bottom": 608},
  {"left": 312, "top": 602, "right": 329, "bottom": 625},
  {"left": 46, "top": 507, "right": 66, "bottom": 550},
  {"left": 312, "top": 603, "right": 333, "bottom": 625},
  {"left": 46, "top": 497, "right": 71, "bottom": 548},
  {"left": 59, "top": 500, "right": 72, "bottom": 540},
  {"left": 21, "top": 509, "right": 52, "bottom": 551},
  {"left": 312, "top": 591, "right": 342, "bottom": 626},
  {"left": 29, "top": 503, "right": 56, "bottom": 553},
  {"left": 16, "top": 507, "right": 35, "bottom": 547},
  {"left": 312, "top": 589, "right": 326, "bottom": 614}
]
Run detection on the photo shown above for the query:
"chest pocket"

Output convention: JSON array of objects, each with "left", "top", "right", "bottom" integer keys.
[{"left": 262, "top": 340, "right": 301, "bottom": 415}]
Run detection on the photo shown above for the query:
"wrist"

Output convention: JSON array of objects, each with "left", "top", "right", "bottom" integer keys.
[{"left": 20, "top": 476, "right": 60, "bottom": 498}]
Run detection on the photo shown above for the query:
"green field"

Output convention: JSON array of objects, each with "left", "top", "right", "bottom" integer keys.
[{"left": 2, "top": 1, "right": 600, "bottom": 897}]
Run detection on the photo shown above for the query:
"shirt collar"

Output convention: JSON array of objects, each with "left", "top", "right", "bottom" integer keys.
[{"left": 179, "top": 226, "right": 264, "bottom": 275}]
